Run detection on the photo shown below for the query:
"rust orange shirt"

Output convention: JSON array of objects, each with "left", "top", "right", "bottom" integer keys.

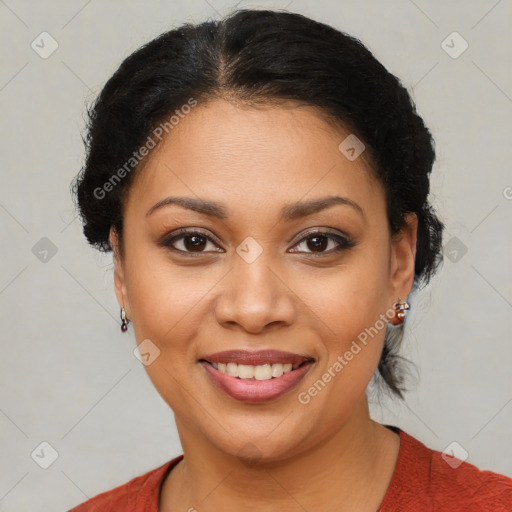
[{"left": 68, "top": 426, "right": 512, "bottom": 511}]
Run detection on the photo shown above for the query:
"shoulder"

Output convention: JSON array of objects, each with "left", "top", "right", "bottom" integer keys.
[
  {"left": 67, "top": 455, "right": 183, "bottom": 512},
  {"left": 428, "top": 443, "right": 512, "bottom": 511},
  {"left": 380, "top": 426, "right": 512, "bottom": 512}
]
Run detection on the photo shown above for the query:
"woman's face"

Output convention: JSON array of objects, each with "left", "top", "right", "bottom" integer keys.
[{"left": 112, "top": 99, "right": 417, "bottom": 462}]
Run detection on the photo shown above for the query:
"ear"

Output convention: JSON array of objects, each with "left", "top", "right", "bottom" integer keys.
[
  {"left": 388, "top": 212, "right": 418, "bottom": 313},
  {"left": 110, "top": 227, "right": 130, "bottom": 316}
]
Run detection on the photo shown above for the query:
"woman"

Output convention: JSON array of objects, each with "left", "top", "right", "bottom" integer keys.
[{"left": 69, "top": 8, "right": 512, "bottom": 511}]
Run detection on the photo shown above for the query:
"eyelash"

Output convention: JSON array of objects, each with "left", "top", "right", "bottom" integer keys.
[{"left": 159, "top": 228, "right": 356, "bottom": 256}]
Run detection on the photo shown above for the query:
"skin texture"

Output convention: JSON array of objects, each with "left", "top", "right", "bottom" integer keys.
[{"left": 110, "top": 99, "right": 417, "bottom": 511}]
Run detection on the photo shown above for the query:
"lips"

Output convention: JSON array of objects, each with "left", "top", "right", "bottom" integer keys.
[
  {"left": 198, "top": 349, "right": 315, "bottom": 403},
  {"left": 199, "top": 349, "right": 313, "bottom": 366}
]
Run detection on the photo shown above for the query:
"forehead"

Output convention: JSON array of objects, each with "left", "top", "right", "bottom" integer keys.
[{"left": 125, "top": 99, "right": 384, "bottom": 219}]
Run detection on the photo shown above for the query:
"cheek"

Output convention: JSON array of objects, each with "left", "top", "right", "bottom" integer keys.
[
  {"left": 123, "top": 229, "right": 207, "bottom": 321},
  {"left": 298, "top": 246, "right": 390, "bottom": 344},
  {"left": 292, "top": 249, "right": 390, "bottom": 409},
  {"left": 126, "top": 259, "right": 208, "bottom": 347},
  {"left": 123, "top": 249, "right": 212, "bottom": 416}
]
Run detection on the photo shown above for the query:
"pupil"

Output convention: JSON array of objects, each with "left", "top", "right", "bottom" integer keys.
[
  {"left": 185, "top": 235, "right": 206, "bottom": 251},
  {"left": 308, "top": 236, "right": 327, "bottom": 252}
]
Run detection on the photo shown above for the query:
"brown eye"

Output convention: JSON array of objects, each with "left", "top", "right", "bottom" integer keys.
[
  {"left": 290, "top": 230, "right": 355, "bottom": 255},
  {"left": 160, "top": 229, "right": 223, "bottom": 254},
  {"left": 305, "top": 235, "right": 329, "bottom": 252},
  {"left": 181, "top": 234, "right": 208, "bottom": 252}
]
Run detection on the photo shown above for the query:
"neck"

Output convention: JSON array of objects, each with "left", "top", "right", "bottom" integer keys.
[{"left": 161, "top": 397, "right": 400, "bottom": 512}]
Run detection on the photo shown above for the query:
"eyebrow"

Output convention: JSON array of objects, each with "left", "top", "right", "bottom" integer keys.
[{"left": 146, "top": 195, "right": 365, "bottom": 221}]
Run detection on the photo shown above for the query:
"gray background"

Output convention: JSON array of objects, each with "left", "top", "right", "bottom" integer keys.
[{"left": 0, "top": 0, "right": 511, "bottom": 510}]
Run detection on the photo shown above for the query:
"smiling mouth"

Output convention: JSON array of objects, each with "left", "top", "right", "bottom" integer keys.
[{"left": 200, "top": 360, "right": 312, "bottom": 381}]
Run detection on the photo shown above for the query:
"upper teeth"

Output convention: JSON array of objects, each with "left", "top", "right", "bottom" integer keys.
[{"left": 210, "top": 362, "right": 301, "bottom": 380}]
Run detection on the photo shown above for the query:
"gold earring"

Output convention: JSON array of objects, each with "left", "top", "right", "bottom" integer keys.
[
  {"left": 120, "top": 307, "right": 129, "bottom": 332},
  {"left": 394, "top": 298, "right": 410, "bottom": 324}
]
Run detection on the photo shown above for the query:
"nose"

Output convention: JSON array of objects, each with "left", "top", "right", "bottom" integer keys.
[{"left": 214, "top": 253, "right": 296, "bottom": 334}]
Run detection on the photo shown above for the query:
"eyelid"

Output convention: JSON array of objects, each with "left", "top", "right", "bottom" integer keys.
[
  {"left": 289, "top": 227, "right": 353, "bottom": 246},
  {"left": 159, "top": 227, "right": 355, "bottom": 255},
  {"left": 159, "top": 227, "right": 224, "bottom": 251},
  {"left": 289, "top": 229, "right": 356, "bottom": 254}
]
